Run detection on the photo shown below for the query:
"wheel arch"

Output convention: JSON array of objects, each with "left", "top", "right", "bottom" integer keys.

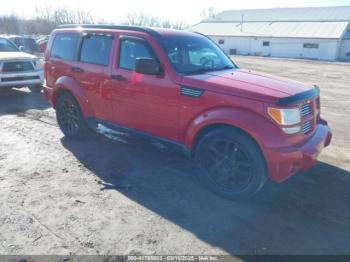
[
  {"left": 192, "top": 123, "right": 252, "bottom": 149},
  {"left": 184, "top": 106, "right": 285, "bottom": 155},
  {"left": 52, "top": 76, "right": 95, "bottom": 117}
]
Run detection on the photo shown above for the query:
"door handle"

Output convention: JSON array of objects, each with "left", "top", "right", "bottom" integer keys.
[
  {"left": 111, "top": 75, "right": 126, "bottom": 81},
  {"left": 71, "top": 66, "right": 84, "bottom": 73}
]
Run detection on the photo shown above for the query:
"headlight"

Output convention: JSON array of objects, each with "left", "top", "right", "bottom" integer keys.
[
  {"left": 268, "top": 107, "right": 301, "bottom": 134},
  {"left": 33, "top": 58, "right": 44, "bottom": 70},
  {"left": 268, "top": 107, "right": 301, "bottom": 125}
]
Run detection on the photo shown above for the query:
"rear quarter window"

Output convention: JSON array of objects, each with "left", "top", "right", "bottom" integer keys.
[{"left": 51, "top": 33, "right": 79, "bottom": 61}]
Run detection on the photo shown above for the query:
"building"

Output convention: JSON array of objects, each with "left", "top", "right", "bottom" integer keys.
[{"left": 190, "top": 6, "right": 350, "bottom": 61}]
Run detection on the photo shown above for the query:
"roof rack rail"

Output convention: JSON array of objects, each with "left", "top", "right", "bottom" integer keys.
[{"left": 57, "top": 24, "right": 161, "bottom": 37}]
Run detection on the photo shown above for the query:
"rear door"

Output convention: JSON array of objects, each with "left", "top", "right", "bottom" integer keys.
[{"left": 73, "top": 32, "right": 114, "bottom": 121}]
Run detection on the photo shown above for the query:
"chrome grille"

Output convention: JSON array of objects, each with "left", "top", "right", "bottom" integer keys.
[
  {"left": 302, "top": 120, "right": 312, "bottom": 134},
  {"left": 2, "top": 61, "right": 34, "bottom": 73},
  {"left": 301, "top": 103, "right": 312, "bottom": 117}
]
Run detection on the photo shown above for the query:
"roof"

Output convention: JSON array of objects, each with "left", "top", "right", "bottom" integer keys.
[
  {"left": 190, "top": 21, "right": 350, "bottom": 39},
  {"left": 56, "top": 24, "right": 196, "bottom": 38},
  {"left": 58, "top": 24, "right": 161, "bottom": 37},
  {"left": 343, "top": 25, "right": 350, "bottom": 39},
  {"left": 207, "top": 6, "right": 350, "bottom": 22}
]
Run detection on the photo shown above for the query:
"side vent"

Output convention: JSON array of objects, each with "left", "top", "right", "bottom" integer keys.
[{"left": 180, "top": 86, "right": 204, "bottom": 98}]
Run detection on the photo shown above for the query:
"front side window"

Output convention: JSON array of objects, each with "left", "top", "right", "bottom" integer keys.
[
  {"left": 161, "top": 35, "right": 235, "bottom": 75},
  {"left": 51, "top": 33, "right": 79, "bottom": 61},
  {"left": 0, "top": 38, "right": 19, "bottom": 52},
  {"left": 119, "top": 38, "right": 156, "bottom": 70},
  {"left": 80, "top": 35, "right": 113, "bottom": 66}
]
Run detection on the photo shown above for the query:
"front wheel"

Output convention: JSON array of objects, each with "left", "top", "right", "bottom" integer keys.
[
  {"left": 194, "top": 127, "right": 268, "bottom": 200},
  {"left": 56, "top": 92, "right": 89, "bottom": 139}
]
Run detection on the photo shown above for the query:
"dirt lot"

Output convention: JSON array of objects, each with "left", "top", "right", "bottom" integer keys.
[{"left": 0, "top": 56, "right": 350, "bottom": 255}]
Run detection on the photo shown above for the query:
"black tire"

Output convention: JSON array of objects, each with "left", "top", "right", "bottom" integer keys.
[
  {"left": 56, "top": 92, "right": 89, "bottom": 139},
  {"left": 29, "top": 84, "right": 42, "bottom": 93},
  {"left": 194, "top": 127, "right": 268, "bottom": 200}
]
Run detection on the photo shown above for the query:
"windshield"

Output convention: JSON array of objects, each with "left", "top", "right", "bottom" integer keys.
[
  {"left": 0, "top": 38, "right": 19, "bottom": 52},
  {"left": 160, "top": 35, "right": 236, "bottom": 75},
  {"left": 12, "top": 38, "right": 38, "bottom": 52}
]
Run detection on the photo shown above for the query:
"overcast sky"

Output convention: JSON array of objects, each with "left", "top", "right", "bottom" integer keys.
[{"left": 1, "top": 0, "right": 350, "bottom": 24}]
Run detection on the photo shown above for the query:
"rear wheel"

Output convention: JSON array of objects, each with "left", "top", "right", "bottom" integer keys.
[
  {"left": 29, "top": 84, "right": 42, "bottom": 93},
  {"left": 194, "top": 127, "right": 267, "bottom": 200},
  {"left": 56, "top": 92, "right": 89, "bottom": 139}
]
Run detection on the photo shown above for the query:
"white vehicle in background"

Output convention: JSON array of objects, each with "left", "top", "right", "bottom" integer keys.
[{"left": 0, "top": 37, "right": 43, "bottom": 92}]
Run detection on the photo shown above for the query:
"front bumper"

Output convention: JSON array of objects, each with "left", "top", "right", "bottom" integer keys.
[
  {"left": 0, "top": 70, "right": 43, "bottom": 88},
  {"left": 264, "top": 121, "right": 332, "bottom": 182}
]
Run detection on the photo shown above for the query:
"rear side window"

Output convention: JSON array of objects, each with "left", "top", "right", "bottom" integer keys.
[
  {"left": 119, "top": 38, "right": 157, "bottom": 70},
  {"left": 80, "top": 35, "right": 113, "bottom": 66},
  {"left": 51, "top": 34, "right": 79, "bottom": 61}
]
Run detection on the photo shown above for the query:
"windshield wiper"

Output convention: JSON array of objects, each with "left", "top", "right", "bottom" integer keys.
[
  {"left": 212, "top": 65, "right": 235, "bottom": 71},
  {"left": 185, "top": 65, "right": 234, "bottom": 75}
]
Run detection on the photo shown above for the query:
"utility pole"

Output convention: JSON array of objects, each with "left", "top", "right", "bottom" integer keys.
[{"left": 241, "top": 14, "right": 244, "bottom": 32}]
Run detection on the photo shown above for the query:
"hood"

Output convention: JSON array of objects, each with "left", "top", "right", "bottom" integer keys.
[
  {"left": 182, "top": 68, "right": 313, "bottom": 103},
  {"left": 0, "top": 52, "right": 37, "bottom": 61}
]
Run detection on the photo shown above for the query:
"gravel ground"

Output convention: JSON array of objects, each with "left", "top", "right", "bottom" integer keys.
[{"left": 0, "top": 56, "right": 349, "bottom": 256}]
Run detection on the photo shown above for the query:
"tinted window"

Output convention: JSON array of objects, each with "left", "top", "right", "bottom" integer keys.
[
  {"left": 0, "top": 38, "right": 19, "bottom": 52},
  {"left": 161, "top": 36, "right": 235, "bottom": 75},
  {"left": 51, "top": 34, "right": 79, "bottom": 60},
  {"left": 119, "top": 38, "right": 156, "bottom": 70},
  {"left": 80, "top": 35, "right": 113, "bottom": 66}
]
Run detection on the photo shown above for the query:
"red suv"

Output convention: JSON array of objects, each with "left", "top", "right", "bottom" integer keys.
[{"left": 43, "top": 25, "right": 332, "bottom": 199}]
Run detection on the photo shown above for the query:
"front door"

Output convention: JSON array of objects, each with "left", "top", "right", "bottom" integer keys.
[{"left": 106, "top": 35, "right": 181, "bottom": 142}]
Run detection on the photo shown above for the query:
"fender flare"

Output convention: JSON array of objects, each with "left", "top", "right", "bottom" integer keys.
[
  {"left": 184, "top": 107, "right": 288, "bottom": 151},
  {"left": 52, "top": 76, "right": 95, "bottom": 117}
]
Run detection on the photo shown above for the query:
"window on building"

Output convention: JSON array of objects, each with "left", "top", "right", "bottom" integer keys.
[
  {"left": 80, "top": 35, "right": 113, "bottom": 66},
  {"left": 263, "top": 41, "right": 270, "bottom": 47},
  {"left": 51, "top": 34, "right": 79, "bottom": 60},
  {"left": 303, "top": 43, "right": 319, "bottom": 49},
  {"left": 218, "top": 39, "right": 225, "bottom": 45},
  {"left": 119, "top": 38, "right": 157, "bottom": 70}
]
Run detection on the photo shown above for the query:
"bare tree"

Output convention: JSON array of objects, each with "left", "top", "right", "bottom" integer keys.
[
  {"left": 0, "top": 15, "right": 21, "bottom": 34},
  {"left": 0, "top": 8, "right": 189, "bottom": 35},
  {"left": 124, "top": 12, "right": 189, "bottom": 30},
  {"left": 200, "top": 6, "right": 216, "bottom": 21}
]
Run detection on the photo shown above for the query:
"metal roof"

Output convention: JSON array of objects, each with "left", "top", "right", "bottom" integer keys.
[
  {"left": 343, "top": 25, "right": 350, "bottom": 39},
  {"left": 190, "top": 21, "right": 349, "bottom": 39},
  {"left": 207, "top": 6, "right": 350, "bottom": 22}
]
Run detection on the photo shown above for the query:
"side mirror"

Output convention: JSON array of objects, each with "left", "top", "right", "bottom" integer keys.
[
  {"left": 135, "top": 58, "right": 162, "bottom": 76},
  {"left": 19, "top": 46, "right": 25, "bottom": 52}
]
